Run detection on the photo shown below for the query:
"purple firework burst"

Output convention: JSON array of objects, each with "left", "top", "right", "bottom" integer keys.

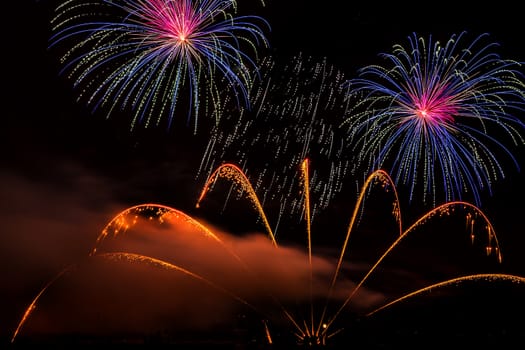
[{"left": 49, "top": 0, "right": 270, "bottom": 133}]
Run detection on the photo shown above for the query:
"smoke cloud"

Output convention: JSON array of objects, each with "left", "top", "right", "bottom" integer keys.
[{"left": 0, "top": 160, "right": 386, "bottom": 343}]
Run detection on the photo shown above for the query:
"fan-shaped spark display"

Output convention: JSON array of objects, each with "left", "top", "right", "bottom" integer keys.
[
  {"left": 11, "top": 161, "right": 524, "bottom": 347},
  {"left": 195, "top": 160, "right": 507, "bottom": 344}
]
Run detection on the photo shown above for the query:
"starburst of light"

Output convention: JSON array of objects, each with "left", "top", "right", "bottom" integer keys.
[
  {"left": 342, "top": 31, "right": 525, "bottom": 206},
  {"left": 49, "top": 0, "right": 270, "bottom": 133}
]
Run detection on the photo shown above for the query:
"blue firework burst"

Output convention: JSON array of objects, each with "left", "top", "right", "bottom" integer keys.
[{"left": 342, "top": 31, "right": 525, "bottom": 206}]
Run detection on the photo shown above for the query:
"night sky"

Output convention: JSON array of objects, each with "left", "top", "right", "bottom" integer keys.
[{"left": 2, "top": 0, "right": 525, "bottom": 347}]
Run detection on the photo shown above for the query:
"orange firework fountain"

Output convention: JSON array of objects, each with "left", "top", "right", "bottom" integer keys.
[{"left": 11, "top": 159, "right": 525, "bottom": 347}]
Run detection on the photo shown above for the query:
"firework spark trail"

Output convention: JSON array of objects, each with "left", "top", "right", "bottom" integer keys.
[
  {"left": 196, "top": 166, "right": 314, "bottom": 332},
  {"left": 315, "top": 169, "right": 402, "bottom": 336},
  {"left": 11, "top": 265, "right": 77, "bottom": 343},
  {"left": 342, "top": 31, "right": 525, "bottom": 207},
  {"left": 93, "top": 202, "right": 305, "bottom": 333},
  {"left": 196, "top": 163, "right": 277, "bottom": 246},
  {"left": 322, "top": 201, "right": 502, "bottom": 333},
  {"left": 10, "top": 252, "right": 259, "bottom": 343},
  {"left": 301, "top": 159, "right": 314, "bottom": 336},
  {"left": 90, "top": 203, "right": 246, "bottom": 262},
  {"left": 196, "top": 161, "right": 336, "bottom": 340},
  {"left": 90, "top": 203, "right": 289, "bottom": 319},
  {"left": 366, "top": 273, "right": 525, "bottom": 317},
  {"left": 49, "top": 0, "right": 270, "bottom": 133},
  {"left": 100, "top": 252, "right": 256, "bottom": 307},
  {"left": 196, "top": 53, "right": 352, "bottom": 225}
]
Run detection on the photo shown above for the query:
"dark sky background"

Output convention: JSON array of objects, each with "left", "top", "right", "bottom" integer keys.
[{"left": 2, "top": 0, "right": 525, "bottom": 346}]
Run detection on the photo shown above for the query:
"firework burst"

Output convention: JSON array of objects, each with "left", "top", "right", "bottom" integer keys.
[
  {"left": 341, "top": 31, "right": 525, "bottom": 207},
  {"left": 49, "top": 0, "right": 270, "bottom": 133},
  {"left": 197, "top": 53, "right": 353, "bottom": 230}
]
